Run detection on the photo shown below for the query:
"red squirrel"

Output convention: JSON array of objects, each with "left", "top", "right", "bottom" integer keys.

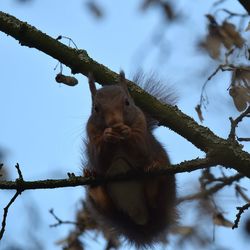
[{"left": 85, "top": 71, "right": 177, "bottom": 247}]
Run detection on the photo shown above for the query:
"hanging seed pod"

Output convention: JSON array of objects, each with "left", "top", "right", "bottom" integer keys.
[{"left": 55, "top": 73, "right": 78, "bottom": 86}]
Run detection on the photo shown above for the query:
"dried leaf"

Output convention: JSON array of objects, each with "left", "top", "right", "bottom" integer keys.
[
  {"left": 232, "top": 68, "right": 250, "bottom": 89},
  {"left": 200, "top": 15, "right": 244, "bottom": 59},
  {"left": 200, "top": 15, "right": 223, "bottom": 59},
  {"left": 213, "top": 213, "right": 234, "bottom": 227},
  {"left": 171, "top": 226, "right": 194, "bottom": 235},
  {"left": 230, "top": 68, "right": 250, "bottom": 111},
  {"left": 229, "top": 86, "right": 250, "bottom": 111},
  {"left": 55, "top": 73, "right": 78, "bottom": 86},
  {"left": 221, "top": 21, "right": 244, "bottom": 48},
  {"left": 200, "top": 35, "right": 222, "bottom": 59},
  {"left": 195, "top": 104, "right": 204, "bottom": 122}
]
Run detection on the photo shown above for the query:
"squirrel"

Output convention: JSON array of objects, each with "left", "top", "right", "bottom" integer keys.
[{"left": 84, "top": 71, "right": 177, "bottom": 247}]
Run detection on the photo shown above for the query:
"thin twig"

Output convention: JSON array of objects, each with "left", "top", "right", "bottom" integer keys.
[
  {"left": 232, "top": 202, "right": 250, "bottom": 229},
  {"left": 0, "top": 191, "right": 20, "bottom": 240},
  {"left": 178, "top": 173, "right": 244, "bottom": 204},
  {"left": 212, "top": 0, "right": 227, "bottom": 8},
  {"left": 216, "top": 8, "right": 249, "bottom": 20},
  {"left": 228, "top": 106, "right": 250, "bottom": 140},
  {"left": 235, "top": 184, "right": 250, "bottom": 203},
  {"left": 49, "top": 209, "right": 78, "bottom": 228},
  {"left": 0, "top": 163, "right": 25, "bottom": 240},
  {"left": 15, "top": 163, "right": 23, "bottom": 180},
  {"left": 199, "top": 64, "right": 236, "bottom": 108},
  {"left": 237, "top": 137, "right": 250, "bottom": 142},
  {"left": 56, "top": 35, "right": 78, "bottom": 49}
]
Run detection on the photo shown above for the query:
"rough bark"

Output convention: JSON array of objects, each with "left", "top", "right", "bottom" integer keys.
[{"left": 0, "top": 11, "right": 250, "bottom": 178}]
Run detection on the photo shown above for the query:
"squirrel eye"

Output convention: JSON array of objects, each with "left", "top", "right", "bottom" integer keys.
[
  {"left": 125, "top": 98, "right": 130, "bottom": 106},
  {"left": 94, "top": 105, "right": 99, "bottom": 113}
]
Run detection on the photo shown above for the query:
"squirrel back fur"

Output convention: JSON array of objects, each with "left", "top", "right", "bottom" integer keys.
[{"left": 85, "top": 71, "right": 177, "bottom": 247}]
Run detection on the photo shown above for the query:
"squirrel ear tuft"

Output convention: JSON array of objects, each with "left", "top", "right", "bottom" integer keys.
[
  {"left": 119, "top": 70, "right": 126, "bottom": 82},
  {"left": 119, "top": 70, "right": 131, "bottom": 96},
  {"left": 88, "top": 72, "right": 97, "bottom": 101}
]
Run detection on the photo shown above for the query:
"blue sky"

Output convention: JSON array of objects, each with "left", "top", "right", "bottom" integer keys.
[{"left": 0, "top": 0, "right": 249, "bottom": 249}]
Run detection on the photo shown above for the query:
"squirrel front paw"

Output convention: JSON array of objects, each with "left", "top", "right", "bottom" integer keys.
[
  {"left": 112, "top": 123, "right": 131, "bottom": 139},
  {"left": 103, "top": 128, "right": 122, "bottom": 143},
  {"left": 103, "top": 124, "right": 131, "bottom": 143}
]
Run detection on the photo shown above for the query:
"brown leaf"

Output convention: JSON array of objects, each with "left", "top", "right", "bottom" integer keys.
[
  {"left": 195, "top": 104, "right": 204, "bottom": 122},
  {"left": 232, "top": 68, "right": 250, "bottom": 89},
  {"left": 201, "top": 16, "right": 244, "bottom": 59},
  {"left": 221, "top": 21, "right": 244, "bottom": 48},
  {"left": 229, "top": 86, "right": 250, "bottom": 111},
  {"left": 213, "top": 213, "right": 234, "bottom": 227},
  {"left": 230, "top": 68, "right": 250, "bottom": 111}
]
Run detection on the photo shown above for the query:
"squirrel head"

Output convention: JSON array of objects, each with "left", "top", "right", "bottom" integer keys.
[{"left": 88, "top": 71, "right": 142, "bottom": 129}]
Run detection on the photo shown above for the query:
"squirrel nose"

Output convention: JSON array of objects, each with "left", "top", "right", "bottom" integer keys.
[{"left": 105, "top": 113, "right": 123, "bottom": 127}]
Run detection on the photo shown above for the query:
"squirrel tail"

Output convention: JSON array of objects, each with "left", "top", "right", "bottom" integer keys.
[{"left": 132, "top": 72, "right": 178, "bottom": 129}]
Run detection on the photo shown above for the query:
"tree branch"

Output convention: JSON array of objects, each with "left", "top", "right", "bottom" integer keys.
[
  {"left": 0, "top": 158, "right": 216, "bottom": 191},
  {"left": 228, "top": 106, "right": 250, "bottom": 140},
  {"left": 0, "top": 191, "right": 20, "bottom": 240},
  {"left": 232, "top": 202, "right": 250, "bottom": 229},
  {"left": 1, "top": 11, "right": 250, "bottom": 177}
]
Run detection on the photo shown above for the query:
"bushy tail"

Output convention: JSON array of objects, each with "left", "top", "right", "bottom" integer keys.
[{"left": 132, "top": 72, "right": 178, "bottom": 129}]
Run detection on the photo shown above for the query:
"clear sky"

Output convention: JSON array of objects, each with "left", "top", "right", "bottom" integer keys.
[{"left": 0, "top": 0, "right": 249, "bottom": 249}]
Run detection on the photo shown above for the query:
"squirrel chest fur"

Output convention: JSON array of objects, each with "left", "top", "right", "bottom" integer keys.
[{"left": 85, "top": 72, "right": 177, "bottom": 247}]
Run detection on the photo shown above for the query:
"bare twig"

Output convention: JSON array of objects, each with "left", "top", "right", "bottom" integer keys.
[
  {"left": 232, "top": 202, "right": 250, "bottom": 229},
  {"left": 178, "top": 173, "right": 244, "bottom": 203},
  {"left": 213, "top": 0, "right": 228, "bottom": 8},
  {"left": 0, "top": 158, "right": 217, "bottom": 191},
  {"left": 0, "top": 164, "right": 26, "bottom": 240},
  {"left": 216, "top": 8, "right": 249, "bottom": 20},
  {"left": 56, "top": 35, "right": 78, "bottom": 49},
  {"left": 235, "top": 184, "right": 250, "bottom": 202},
  {"left": 237, "top": 137, "right": 250, "bottom": 142},
  {"left": 15, "top": 163, "right": 23, "bottom": 180},
  {"left": 49, "top": 209, "right": 77, "bottom": 228},
  {"left": 0, "top": 191, "right": 20, "bottom": 240},
  {"left": 228, "top": 106, "right": 250, "bottom": 140},
  {"left": 199, "top": 64, "right": 235, "bottom": 108}
]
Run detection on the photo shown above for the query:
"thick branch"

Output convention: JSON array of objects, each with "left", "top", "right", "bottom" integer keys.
[
  {"left": 0, "top": 158, "right": 215, "bottom": 190},
  {"left": 1, "top": 11, "right": 250, "bottom": 177}
]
